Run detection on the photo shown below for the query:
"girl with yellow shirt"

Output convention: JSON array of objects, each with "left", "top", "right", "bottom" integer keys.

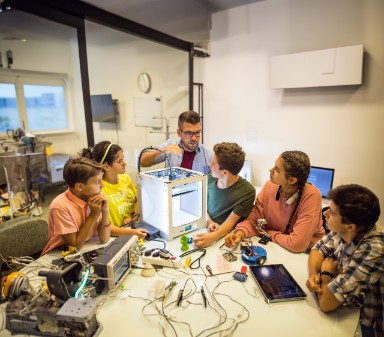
[{"left": 80, "top": 141, "right": 148, "bottom": 238}]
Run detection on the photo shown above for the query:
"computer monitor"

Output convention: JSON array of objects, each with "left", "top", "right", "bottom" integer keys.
[
  {"left": 90, "top": 94, "right": 116, "bottom": 123},
  {"left": 307, "top": 166, "right": 335, "bottom": 198}
]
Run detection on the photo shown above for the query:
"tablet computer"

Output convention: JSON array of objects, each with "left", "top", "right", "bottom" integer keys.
[{"left": 249, "top": 264, "right": 307, "bottom": 303}]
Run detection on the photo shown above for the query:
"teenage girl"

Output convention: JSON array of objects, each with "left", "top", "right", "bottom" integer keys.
[
  {"left": 80, "top": 141, "right": 148, "bottom": 238},
  {"left": 225, "top": 150, "right": 324, "bottom": 253}
]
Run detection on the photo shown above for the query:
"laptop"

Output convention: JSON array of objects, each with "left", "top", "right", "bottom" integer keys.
[
  {"left": 307, "top": 166, "right": 335, "bottom": 198},
  {"left": 249, "top": 264, "right": 307, "bottom": 303}
]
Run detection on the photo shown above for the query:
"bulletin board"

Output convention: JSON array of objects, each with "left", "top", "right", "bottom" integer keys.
[{"left": 133, "top": 96, "right": 162, "bottom": 128}]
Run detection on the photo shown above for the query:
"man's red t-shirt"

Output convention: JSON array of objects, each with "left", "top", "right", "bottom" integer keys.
[{"left": 180, "top": 150, "right": 196, "bottom": 169}]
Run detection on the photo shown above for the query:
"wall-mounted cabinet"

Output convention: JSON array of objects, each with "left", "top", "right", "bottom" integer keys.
[{"left": 270, "top": 44, "right": 364, "bottom": 88}]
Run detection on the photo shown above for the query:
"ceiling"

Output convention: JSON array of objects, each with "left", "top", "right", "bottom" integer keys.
[
  {"left": 81, "top": 0, "right": 262, "bottom": 40},
  {"left": 0, "top": 0, "right": 263, "bottom": 45}
]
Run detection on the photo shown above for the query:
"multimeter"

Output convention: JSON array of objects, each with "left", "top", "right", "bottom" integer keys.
[{"left": 233, "top": 272, "right": 248, "bottom": 282}]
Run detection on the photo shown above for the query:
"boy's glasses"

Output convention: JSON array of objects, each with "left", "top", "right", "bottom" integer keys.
[{"left": 180, "top": 130, "right": 202, "bottom": 138}]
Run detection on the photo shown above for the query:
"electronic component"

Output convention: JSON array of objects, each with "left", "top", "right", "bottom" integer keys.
[
  {"left": 38, "top": 261, "right": 83, "bottom": 301},
  {"left": 249, "top": 264, "right": 307, "bottom": 303},
  {"left": 92, "top": 235, "right": 140, "bottom": 292},
  {"left": 138, "top": 167, "right": 207, "bottom": 240},
  {"left": 141, "top": 254, "right": 181, "bottom": 268},
  {"left": 5, "top": 295, "right": 101, "bottom": 337},
  {"left": 201, "top": 286, "right": 207, "bottom": 307},
  {"left": 136, "top": 221, "right": 161, "bottom": 240},
  {"left": 240, "top": 238, "right": 253, "bottom": 250},
  {"left": 233, "top": 272, "right": 248, "bottom": 282},
  {"left": 241, "top": 245, "right": 267, "bottom": 265},
  {"left": 258, "top": 235, "right": 271, "bottom": 245},
  {"left": 223, "top": 251, "right": 237, "bottom": 262},
  {"left": 177, "top": 289, "right": 184, "bottom": 306},
  {"left": 144, "top": 248, "right": 156, "bottom": 256},
  {"left": 255, "top": 219, "right": 271, "bottom": 245},
  {"left": 163, "top": 281, "right": 177, "bottom": 299},
  {"left": 0, "top": 272, "right": 32, "bottom": 301}
]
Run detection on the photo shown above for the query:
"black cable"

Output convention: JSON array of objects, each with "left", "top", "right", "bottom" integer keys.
[
  {"left": 137, "top": 146, "right": 158, "bottom": 173},
  {"left": 137, "top": 146, "right": 157, "bottom": 173},
  {"left": 136, "top": 146, "right": 174, "bottom": 180},
  {"left": 149, "top": 238, "right": 166, "bottom": 249},
  {"left": 179, "top": 249, "right": 206, "bottom": 269}
]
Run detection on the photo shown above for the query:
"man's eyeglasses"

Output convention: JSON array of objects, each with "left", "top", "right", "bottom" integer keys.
[{"left": 180, "top": 130, "right": 202, "bottom": 138}]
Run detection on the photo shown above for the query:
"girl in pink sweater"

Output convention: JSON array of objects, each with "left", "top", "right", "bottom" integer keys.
[{"left": 225, "top": 151, "right": 324, "bottom": 253}]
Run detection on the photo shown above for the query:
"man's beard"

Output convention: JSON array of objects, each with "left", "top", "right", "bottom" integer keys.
[{"left": 182, "top": 139, "right": 198, "bottom": 152}]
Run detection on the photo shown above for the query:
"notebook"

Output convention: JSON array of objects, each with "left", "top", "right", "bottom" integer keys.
[{"left": 249, "top": 264, "right": 307, "bottom": 303}]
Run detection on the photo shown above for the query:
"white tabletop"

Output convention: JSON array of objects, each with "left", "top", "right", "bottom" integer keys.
[{"left": 0, "top": 233, "right": 359, "bottom": 337}]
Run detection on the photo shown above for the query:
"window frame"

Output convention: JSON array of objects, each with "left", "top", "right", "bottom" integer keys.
[{"left": 0, "top": 68, "right": 74, "bottom": 137}]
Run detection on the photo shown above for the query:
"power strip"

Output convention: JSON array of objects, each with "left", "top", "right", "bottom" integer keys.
[{"left": 141, "top": 255, "right": 181, "bottom": 268}]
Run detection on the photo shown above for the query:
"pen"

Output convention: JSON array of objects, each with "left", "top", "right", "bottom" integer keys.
[
  {"left": 206, "top": 265, "right": 213, "bottom": 276},
  {"left": 201, "top": 286, "right": 207, "bottom": 308}
]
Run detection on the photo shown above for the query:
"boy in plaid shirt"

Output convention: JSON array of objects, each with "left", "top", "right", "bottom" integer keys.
[{"left": 306, "top": 184, "right": 383, "bottom": 337}]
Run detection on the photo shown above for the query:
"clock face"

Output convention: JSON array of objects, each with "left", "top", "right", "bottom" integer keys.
[{"left": 137, "top": 72, "right": 151, "bottom": 93}]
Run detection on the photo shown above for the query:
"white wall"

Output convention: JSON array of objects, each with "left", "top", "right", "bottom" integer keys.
[{"left": 197, "top": 0, "right": 384, "bottom": 224}]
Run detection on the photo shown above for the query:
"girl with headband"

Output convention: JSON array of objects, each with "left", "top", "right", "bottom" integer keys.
[{"left": 80, "top": 141, "right": 148, "bottom": 238}]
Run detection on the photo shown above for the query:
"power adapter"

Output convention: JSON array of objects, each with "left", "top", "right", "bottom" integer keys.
[{"left": 136, "top": 221, "right": 161, "bottom": 240}]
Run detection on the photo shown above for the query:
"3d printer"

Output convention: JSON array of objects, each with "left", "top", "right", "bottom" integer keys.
[{"left": 137, "top": 167, "right": 207, "bottom": 240}]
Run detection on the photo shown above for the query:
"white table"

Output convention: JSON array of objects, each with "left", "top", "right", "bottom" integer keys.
[{"left": 0, "top": 234, "right": 359, "bottom": 337}]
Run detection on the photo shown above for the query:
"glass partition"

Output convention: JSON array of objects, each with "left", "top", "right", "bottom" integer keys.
[{"left": 85, "top": 21, "right": 189, "bottom": 178}]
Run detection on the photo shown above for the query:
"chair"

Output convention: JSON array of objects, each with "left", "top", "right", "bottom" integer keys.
[
  {"left": 0, "top": 216, "right": 48, "bottom": 272},
  {"left": 322, "top": 206, "right": 330, "bottom": 234}
]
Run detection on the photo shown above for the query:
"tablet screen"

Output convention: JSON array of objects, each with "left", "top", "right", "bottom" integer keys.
[{"left": 249, "top": 264, "right": 307, "bottom": 303}]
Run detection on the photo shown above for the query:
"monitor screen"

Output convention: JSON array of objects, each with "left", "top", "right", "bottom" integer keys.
[
  {"left": 308, "top": 166, "right": 334, "bottom": 198},
  {"left": 90, "top": 94, "right": 116, "bottom": 123}
]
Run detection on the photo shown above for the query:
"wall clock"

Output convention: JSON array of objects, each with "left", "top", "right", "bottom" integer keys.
[{"left": 137, "top": 72, "right": 151, "bottom": 94}]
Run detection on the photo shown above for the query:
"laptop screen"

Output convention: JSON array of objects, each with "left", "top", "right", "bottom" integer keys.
[{"left": 307, "top": 166, "right": 335, "bottom": 198}]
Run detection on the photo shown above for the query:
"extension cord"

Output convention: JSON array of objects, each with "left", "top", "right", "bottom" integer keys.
[{"left": 141, "top": 255, "right": 181, "bottom": 268}]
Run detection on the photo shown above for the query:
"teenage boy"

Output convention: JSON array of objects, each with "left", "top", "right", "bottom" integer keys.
[
  {"left": 140, "top": 110, "right": 211, "bottom": 174},
  {"left": 306, "top": 184, "right": 383, "bottom": 337},
  {"left": 193, "top": 142, "right": 255, "bottom": 248},
  {"left": 41, "top": 157, "right": 111, "bottom": 255}
]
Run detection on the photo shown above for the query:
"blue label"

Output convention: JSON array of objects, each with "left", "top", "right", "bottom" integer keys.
[{"left": 185, "top": 225, "right": 192, "bottom": 231}]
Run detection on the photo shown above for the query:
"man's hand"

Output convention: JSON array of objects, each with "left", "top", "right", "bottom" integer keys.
[
  {"left": 162, "top": 144, "right": 183, "bottom": 156},
  {"left": 193, "top": 232, "right": 217, "bottom": 248},
  {"left": 224, "top": 231, "right": 244, "bottom": 248}
]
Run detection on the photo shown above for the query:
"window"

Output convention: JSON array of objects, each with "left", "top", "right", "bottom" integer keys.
[
  {"left": 0, "top": 83, "right": 19, "bottom": 131},
  {"left": 0, "top": 70, "right": 71, "bottom": 135}
]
